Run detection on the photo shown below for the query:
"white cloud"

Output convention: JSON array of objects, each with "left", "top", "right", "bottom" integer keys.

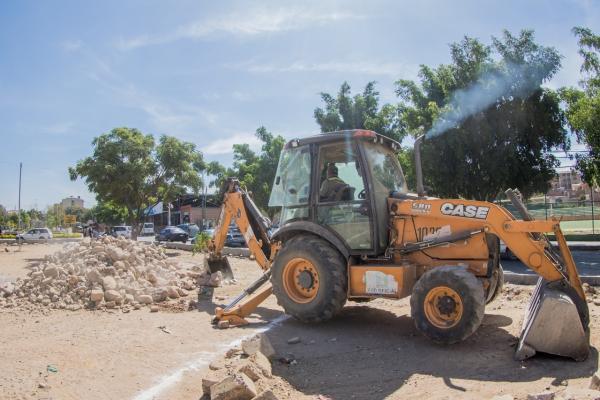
[
  {"left": 201, "top": 133, "right": 262, "bottom": 155},
  {"left": 116, "top": 7, "right": 363, "bottom": 50},
  {"left": 230, "top": 60, "right": 418, "bottom": 78}
]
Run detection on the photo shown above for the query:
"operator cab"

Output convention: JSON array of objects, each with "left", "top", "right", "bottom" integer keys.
[{"left": 269, "top": 129, "right": 407, "bottom": 256}]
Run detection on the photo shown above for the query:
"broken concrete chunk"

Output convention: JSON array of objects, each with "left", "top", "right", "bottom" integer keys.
[
  {"left": 210, "top": 373, "right": 256, "bottom": 400},
  {"left": 104, "top": 290, "right": 122, "bottom": 303},
  {"left": 241, "top": 334, "right": 276, "bottom": 359},
  {"left": 253, "top": 390, "right": 279, "bottom": 400},
  {"left": 590, "top": 373, "right": 600, "bottom": 391},
  {"left": 90, "top": 289, "right": 104, "bottom": 302}
]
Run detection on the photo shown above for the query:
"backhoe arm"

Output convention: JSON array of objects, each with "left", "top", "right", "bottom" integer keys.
[{"left": 206, "top": 178, "right": 279, "bottom": 326}]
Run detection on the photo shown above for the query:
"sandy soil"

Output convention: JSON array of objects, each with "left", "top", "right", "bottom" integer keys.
[
  {"left": 0, "top": 243, "right": 280, "bottom": 400},
  {"left": 1, "top": 242, "right": 598, "bottom": 400}
]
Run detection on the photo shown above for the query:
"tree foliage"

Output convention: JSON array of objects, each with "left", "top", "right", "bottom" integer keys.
[
  {"left": 206, "top": 127, "right": 285, "bottom": 216},
  {"left": 561, "top": 27, "right": 600, "bottom": 186},
  {"left": 395, "top": 30, "right": 567, "bottom": 200},
  {"left": 314, "top": 81, "right": 406, "bottom": 142},
  {"left": 69, "top": 127, "right": 205, "bottom": 234}
]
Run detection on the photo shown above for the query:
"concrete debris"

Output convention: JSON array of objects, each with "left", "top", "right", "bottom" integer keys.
[
  {"left": 287, "top": 337, "right": 301, "bottom": 345},
  {"left": 241, "top": 333, "right": 276, "bottom": 359},
  {"left": 0, "top": 236, "right": 208, "bottom": 312},
  {"left": 527, "top": 392, "right": 555, "bottom": 400},
  {"left": 210, "top": 373, "right": 256, "bottom": 400},
  {"left": 252, "top": 390, "right": 279, "bottom": 400},
  {"left": 590, "top": 373, "right": 600, "bottom": 391}
]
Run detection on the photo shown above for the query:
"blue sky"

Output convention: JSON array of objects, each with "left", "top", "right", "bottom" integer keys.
[{"left": 1, "top": 0, "right": 599, "bottom": 210}]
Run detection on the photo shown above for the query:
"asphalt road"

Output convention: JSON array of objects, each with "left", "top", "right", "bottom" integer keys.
[{"left": 502, "top": 250, "right": 600, "bottom": 276}]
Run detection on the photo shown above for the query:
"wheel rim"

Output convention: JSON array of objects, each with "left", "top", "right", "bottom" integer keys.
[
  {"left": 282, "top": 258, "right": 320, "bottom": 303},
  {"left": 424, "top": 286, "right": 463, "bottom": 329}
]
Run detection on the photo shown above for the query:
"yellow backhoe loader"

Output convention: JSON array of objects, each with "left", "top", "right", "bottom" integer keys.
[{"left": 205, "top": 129, "right": 590, "bottom": 361}]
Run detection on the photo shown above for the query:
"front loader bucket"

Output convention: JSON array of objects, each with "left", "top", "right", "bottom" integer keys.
[
  {"left": 205, "top": 255, "right": 234, "bottom": 281},
  {"left": 515, "top": 278, "right": 589, "bottom": 361}
]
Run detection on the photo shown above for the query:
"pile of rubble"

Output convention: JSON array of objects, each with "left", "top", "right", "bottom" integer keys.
[
  {"left": 202, "top": 333, "right": 284, "bottom": 400},
  {"left": 0, "top": 236, "right": 217, "bottom": 312}
]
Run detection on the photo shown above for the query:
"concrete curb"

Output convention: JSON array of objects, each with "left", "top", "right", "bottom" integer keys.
[
  {"left": 504, "top": 271, "right": 600, "bottom": 286},
  {"left": 0, "top": 238, "right": 82, "bottom": 244},
  {"left": 162, "top": 242, "right": 250, "bottom": 257}
]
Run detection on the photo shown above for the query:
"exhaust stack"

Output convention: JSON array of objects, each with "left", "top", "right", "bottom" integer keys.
[{"left": 414, "top": 134, "right": 425, "bottom": 197}]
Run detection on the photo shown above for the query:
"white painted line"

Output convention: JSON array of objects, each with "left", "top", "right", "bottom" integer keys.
[{"left": 131, "top": 314, "right": 289, "bottom": 400}]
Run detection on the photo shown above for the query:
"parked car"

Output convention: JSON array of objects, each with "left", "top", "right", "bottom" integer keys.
[
  {"left": 178, "top": 223, "right": 200, "bottom": 238},
  {"left": 141, "top": 222, "right": 155, "bottom": 236},
  {"left": 17, "top": 228, "right": 53, "bottom": 241},
  {"left": 111, "top": 226, "right": 132, "bottom": 238},
  {"left": 225, "top": 227, "right": 246, "bottom": 247},
  {"left": 156, "top": 226, "right": 188, "bottom": 243}
]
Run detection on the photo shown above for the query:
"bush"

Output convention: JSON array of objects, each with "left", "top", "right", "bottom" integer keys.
[{"left": 192, "top": 232, "right": 212, "bottom": 255}]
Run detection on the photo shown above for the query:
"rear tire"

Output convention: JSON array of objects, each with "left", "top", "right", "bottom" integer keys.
[
  {"left": 411, "top": 266, "right": 485, "bottom": 344},
  {"left": 485, "top": 264, "right": 504, "bottom": 304},
  {"left": 271, "top": 235, "right": 347, "bottom": 323}
]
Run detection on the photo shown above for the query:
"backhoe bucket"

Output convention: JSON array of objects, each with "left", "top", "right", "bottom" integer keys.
[
  {"left": 205, "top": 255, "right": 234, "bottom": 281},
  {"left": 515, "top": 278, "right": 589, "bottom": 361}
]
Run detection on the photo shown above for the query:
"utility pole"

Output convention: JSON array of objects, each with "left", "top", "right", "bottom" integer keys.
[
  {"left": 17, "top": 162, "right": 22, "bottom": 231},
  {"left": 202, "top": 171, "right": 207, "bottom": 230}
]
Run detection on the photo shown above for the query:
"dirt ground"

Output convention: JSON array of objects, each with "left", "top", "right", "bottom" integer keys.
[{"left": 1, "top": 242, "right": 599, "bottom": 400}]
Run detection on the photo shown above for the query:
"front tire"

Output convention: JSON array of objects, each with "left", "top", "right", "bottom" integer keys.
[
  {"left": 271, "top": 235, "right": 347, "bottom": 323},
  {"left": 411, "top": 266, "right": 485, "bottom": 344}
]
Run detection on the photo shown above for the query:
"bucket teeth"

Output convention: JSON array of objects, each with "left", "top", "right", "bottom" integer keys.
[
  {"left": 205, "top": 255, "right": 234, "bottom": 281},
  {"left": 515, "top": 278, "right": 589, "bottom": 361}
]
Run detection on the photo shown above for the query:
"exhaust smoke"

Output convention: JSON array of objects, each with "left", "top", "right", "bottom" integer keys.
[{"left": 425, "top": 63, "right": 550, "bottom": 139}]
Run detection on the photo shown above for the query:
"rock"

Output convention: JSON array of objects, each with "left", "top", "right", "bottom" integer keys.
[
  {"left": 593, "top": 300, "right": 600, "bottom": 307},
  {"left": 527, "top": 392, "right": 555, "bottom": 400},
  {"left": 287, "top": 336, "right": 301, "bottom": 345},
  {"left": 225, "top": 347, "right": 242, "bottom": 359},
  {"left": 43, "top": 265, "right": 59, "bottom": 278},
  {"left": 150, "top": 305, "right": 159, "bottom": 312},
  {"left": 236, "top": 351, "right": 272, "bottom": 381},
  {"left": 210, "top": 373, "right": 256, "bottom": 400},
  {"left": 137, "top": 294, "right": 153, "bottom": 304},
  {"left": 90, "top": 289, "right": 104, "bottom": 302},
  {"left": 104, "top": 290, "right": 122, "bottom": 303},
  {"left": 590, "top": 373, "right": 600, "bottom": 391},
  {"left": 86, "top": 268, "right": 103, "bottom": 284},
  {"left": 241, "top": 333, "right": 276, "bottom": 359},
  {"left": 166, "top": 286, "right": 180, "bottom": 299},
  {"left": 250, "top": 351, "right": 272, "bottom": 377},
  {"left": 209, "top": 358, "right": 225, "bottom": 371},
  {"left": 202, "top": 370, "right": 224, "bottom": 397},
  {"left": 209, "top": 271, "right": 223, "bottom": 287},
  {"left": 253, "top": 391, "right": 279, "bottom": 400},
  {"left": 105, "top": 301, "right": 116, "bottom": 309},
  {"left": 102, "top": 276, "right": 117, "bottom": 290}
]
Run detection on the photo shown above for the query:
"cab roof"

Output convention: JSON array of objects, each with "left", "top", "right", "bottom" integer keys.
[{"left": 285, "top": 129, "right": 402, "bottom": 152}]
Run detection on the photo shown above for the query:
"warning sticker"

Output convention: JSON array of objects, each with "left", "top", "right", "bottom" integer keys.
[{"left": 364, "top": 271, "right": 398, "bottom": 295}]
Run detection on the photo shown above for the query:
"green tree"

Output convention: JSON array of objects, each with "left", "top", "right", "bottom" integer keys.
[
  {"left": 69, "top": 127, "right": 205, "bottom": 236},
  {"left": 561, "top": 27, "right": 600, "bottom": 186},
  {"left": 395, "top": 30, "right": 567, "bottom": 200},
  {"left": 231, "top": 127, "right": 285, "bottom": 215},
  {"left": 86, "top": 201, "right": 129, "bottom": 226},
  {"left": 314, "top": 81, "right": 405, "bottom": 142}
]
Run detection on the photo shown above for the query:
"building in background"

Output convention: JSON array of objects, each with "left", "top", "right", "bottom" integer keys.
[
  {"left": 144, "top": 194, "right": 221, "bottom": 229},
  {"left": 61, "top": 196, "right": 84, "bottom": 210}
]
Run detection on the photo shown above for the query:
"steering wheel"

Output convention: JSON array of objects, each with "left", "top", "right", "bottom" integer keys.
[{"left": 358, "top": 189, "right": 367, "bottom": 199}]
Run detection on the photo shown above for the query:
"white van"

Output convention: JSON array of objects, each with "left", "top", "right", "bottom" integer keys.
[{"left": 141, "top": 222, "right": 154, "bottom": 236}]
